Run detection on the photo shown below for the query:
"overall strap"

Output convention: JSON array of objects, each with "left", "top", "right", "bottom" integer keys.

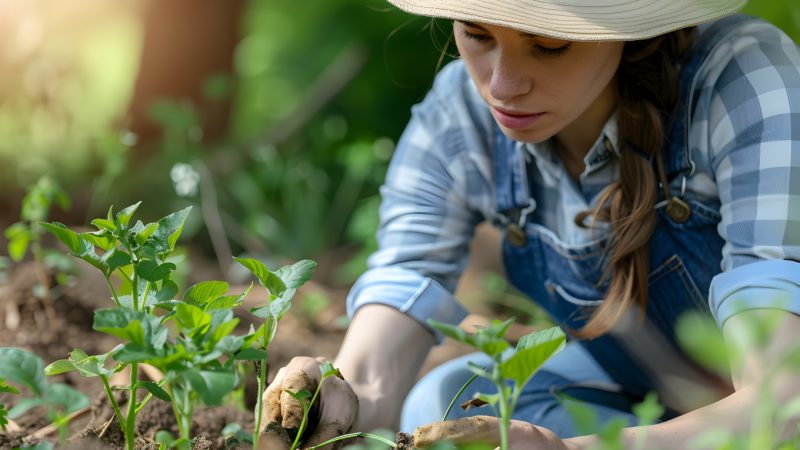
[
  {"left": 659, "top": 14, "right": 754, "bottom": 222},
  {"left": 493, "top": 125, "right": 536, "bottom": 245}
]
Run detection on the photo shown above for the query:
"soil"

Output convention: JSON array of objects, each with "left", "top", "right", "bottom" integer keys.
[
  {"left": 0, "top": 259, "right": 347, "bottom": 449},
  {"left": 0, "top": 243, "right": 487, "bottom": 449}
]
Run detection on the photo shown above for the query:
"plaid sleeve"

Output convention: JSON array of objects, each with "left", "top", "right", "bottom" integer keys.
[
  {"left": 346, "top": 61, "right": 495, "bottom": 338},
  {"left": 707, "top": 20, "right": 800, "bottom": 325}
]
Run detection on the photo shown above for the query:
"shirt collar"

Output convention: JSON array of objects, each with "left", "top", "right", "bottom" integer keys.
[{"left": 521, "top": 110, "right": 620, "bottom": 176}]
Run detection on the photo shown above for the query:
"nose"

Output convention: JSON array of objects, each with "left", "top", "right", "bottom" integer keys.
[{"left": 488, "top": 51, "right": 532, "bottom": 102}]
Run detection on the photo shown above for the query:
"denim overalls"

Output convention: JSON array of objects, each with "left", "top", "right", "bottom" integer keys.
[{"left": 401, "top": 15, "right": 750, "bottom": 436}]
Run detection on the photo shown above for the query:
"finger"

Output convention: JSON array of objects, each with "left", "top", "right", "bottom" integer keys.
[
  {"left": 413, "top": 416, "right": 500, "bottom": 448},
  {"left": 263, "top": 366, "right": 287, "bottom": 425},
  {"left": 259, "top": 420, "right": 293, "bottom": 450},
  {"left": 303, "top": 376, "right": 358, "bottom": 449},
  {"left": 280, "top": 369, "right": 318, "bottom": 431}
]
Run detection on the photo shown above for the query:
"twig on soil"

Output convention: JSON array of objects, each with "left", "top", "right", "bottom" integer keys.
[{"left": 97, "top": 415, "right": 115, "bottom": 439}]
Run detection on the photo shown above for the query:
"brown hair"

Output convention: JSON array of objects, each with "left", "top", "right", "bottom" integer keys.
[{"left": 575, "top": 28, "right": 698, "bottom": 339}]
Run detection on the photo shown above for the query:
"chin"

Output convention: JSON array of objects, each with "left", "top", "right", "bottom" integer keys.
[{"left": 499, "top": 126, "right": 554, "bottom": 144}]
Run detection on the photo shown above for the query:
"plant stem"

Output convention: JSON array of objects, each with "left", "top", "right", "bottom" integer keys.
[
  {"left": 307, "top": 432, "right": 398, "bottom": 450},
  {"left": 442, "top": 373, "right": 479, "bottom": 421},
  {"left": 125, "top": 363, "right": 139, "bottom": 450},
  {"left": 105, "top": 276, "right": 122, "bottom": 307},
  {"left": 495, "top": 372, "right": 510, "bottom": 450},
  {"left": 289, "top": 374, "right": 328, "bottom": 450},
  {"left": 100, "top": 375, "right": 128, "bottom": 447},
  {"left": 253, "top": 359, "right": 267, "bottom": 449}
]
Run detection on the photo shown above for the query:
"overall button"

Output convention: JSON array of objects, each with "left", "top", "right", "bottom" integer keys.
[
  {"left": 666, "top": 197, "right": 691, "bottom": 223},
  {"left": 507, "top": 224, "right": 527, "bottom": 247}
]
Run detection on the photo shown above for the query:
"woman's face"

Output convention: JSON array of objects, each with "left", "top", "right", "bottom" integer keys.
[{"left": 454, "top": 21, "right": 624, "bottom": 146}]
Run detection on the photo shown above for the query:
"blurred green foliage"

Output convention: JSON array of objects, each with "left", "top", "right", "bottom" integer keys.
[{"left": 0, "top": 0, "right": 797, "bottom": 283}]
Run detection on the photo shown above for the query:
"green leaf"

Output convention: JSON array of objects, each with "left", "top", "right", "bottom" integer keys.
[
  {"left": 93, "top": 308, "right": 165, "bottom": 347},
  {"left": 90, "top": 218, "right": 117, "bottom": 232},
  {"left": 156, "top": 280, "right": 180, "bottom": 303},
  {"left": 234, "top": 257, "right": 286, "bottom": 295},
  {"left": 101, "top": 248, "right": 132, "bottom": 273},
  {"left": 0, "top": 404, "right": 8, "bottom": 431},
  {"left": 135, "top": 260, "right": 176, "bottom": 282},
  {"left": 233, "top": 347, "right": 268, "bottom": 361},
  {"left": 45, "top": 348, "right": 116, "bottom": 378},
  {"left": 7, "top": 232, "right": 30, "bottom": 262},
  {"left": 676, "top": 312, "right": 730, "bottom": 376},
  {"left": 114, "top": 343, "right": 161, "bottom": 364},
  {"left": 515, "top": 326, "right": 566, "bottom": 351},
  {"left": 175, "top": 303, "right": 212, "bottom": 336},
  {"left": 0, "top": 348, "right": 46, "bottom": 396},
  {"left": 320, "top": 360, "right": 341, "bottom": 379},
  {"left": 140, "top": 381, "right": 171, "bottom": 401},
  {"left": 206, "top": 283, "right": 251, "bottom": 311},
  {"left": 428, "top": 320, "right": 469, "bottom": 344},
  {"left": 632, "top": 392, "right": 664, "bottom": 426},
  {"left": 286, "top": 389, "right": 312, "bottom": 401},
  {"left": 182, "top": 368, "right": 237, "bottom": 406},
  {"left": 40, "top": 222, "right": 83, "bottom": 255},
  {"left": 468, "top": 332, "right": 509, "bottom": 358},
  {"left": 9, "top": 397, "right": 45, "bottom": 418},
  {"left": 44, "top": 383, "right": 90, "bottom": 415},
  {"left": 498, "top": 327, "right": 566, "bottom": 387},
  {"left": 80, "top": 231, "right": 114, "bottom": 251},
  {"left": 557, "top": 392, "right": 600, "bottom": 436},
  {"left": 116, "top": 202, "right": 142, "bottom": 228},
  {"left": 208, "top": 313, "right": 239, "bottom": 345},
  {"left": 274, "top": 259, "right": 317, "bottom": 289},
  {"left": 0, "top": 380, "right": 19, "bottom": 395},
  {"left": 183, "top": 281, "right": 230, "bottom": 307},
  {"left": 130, "top": 220, "right": 159, "bottom": 245},
  {"left": 152, "top": 207, "right": 191, "bottom": 253}
]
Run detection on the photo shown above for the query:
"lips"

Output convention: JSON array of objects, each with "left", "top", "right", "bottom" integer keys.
[{"left": 492, "top": 106, "right": 545, "bottom": 130}]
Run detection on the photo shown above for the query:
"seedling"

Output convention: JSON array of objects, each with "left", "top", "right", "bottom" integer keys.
[
  {"left": 4, "top": 176, "right": 72, "bottom": 319},
  {"left": 0, "top": 347, "right": 89, "bottom": 441},
  {"left": 233, "top": 256, "right": 317, "bottom": 449},
  {"left": 428, "top": 319, "right": 566, "bottom": 450},
  {"left": 42, "top": 203, "right": 193, "bottom": 450}
]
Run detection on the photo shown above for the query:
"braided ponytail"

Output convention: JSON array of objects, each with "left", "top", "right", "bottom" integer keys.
[{"left": 575, "top": 28, "right": 698, "bottom": 339}]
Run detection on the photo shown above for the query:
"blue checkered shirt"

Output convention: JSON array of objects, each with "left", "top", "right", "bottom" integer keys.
[{"left": 347, "top": 17, "right": 800, "bottom": 337}]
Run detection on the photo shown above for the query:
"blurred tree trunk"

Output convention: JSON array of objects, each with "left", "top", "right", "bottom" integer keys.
[{"left": 127, "top": 0, "right": 244, "bottom": 152}]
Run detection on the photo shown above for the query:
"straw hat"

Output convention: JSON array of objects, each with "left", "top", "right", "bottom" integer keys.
[{"left": 386, "top": 0, "right": 748, "bottom": 41}]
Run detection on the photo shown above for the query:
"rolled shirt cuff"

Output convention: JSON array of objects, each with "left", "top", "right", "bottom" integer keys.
[
  {"left": 346, "top": 266, "right": 470, "bottom": 343},
  {"left": 709, "top": 259, "right": 800, "bottom": 327}
]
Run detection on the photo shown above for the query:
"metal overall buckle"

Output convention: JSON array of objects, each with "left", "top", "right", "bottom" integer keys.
[
  {"left": 656, "top": 175, "right": 692, "bottom": 223},
  {"left": 506, "top": 199, "right": 536, "bottom": 247}
]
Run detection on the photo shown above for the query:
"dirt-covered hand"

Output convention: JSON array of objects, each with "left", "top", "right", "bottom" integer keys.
[
  {"left": 412, "top": 416, "right": 570, "bottom": 450},
  {"left": 261, "top": 356, "right": 358, "bottom": 450}
]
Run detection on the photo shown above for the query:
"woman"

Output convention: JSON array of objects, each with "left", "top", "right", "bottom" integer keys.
[{"left": 264, "top": 0, "right": 800, "bottom": 448}]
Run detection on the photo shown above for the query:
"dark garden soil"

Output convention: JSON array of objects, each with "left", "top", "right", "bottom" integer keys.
[
  {"left": 0, "top": 256, "right": 351, "bottom": 449},
  {"left": 0, "top": 254, "right": 478, "bottom": 449}
]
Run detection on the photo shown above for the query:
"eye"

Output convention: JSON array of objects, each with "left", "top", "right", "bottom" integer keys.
[
  {"left": 462, "top": 29, "right": 492, "bottom": 43},
  {"left": 534, "top": 43, "right": 572, "bottom": 56}
]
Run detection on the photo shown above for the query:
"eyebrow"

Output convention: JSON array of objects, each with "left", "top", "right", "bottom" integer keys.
[{"left": 458, "top": 20, "right": 539, "bottom": 38}]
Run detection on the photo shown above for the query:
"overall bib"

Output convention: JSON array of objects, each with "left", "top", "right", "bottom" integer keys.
[{"left": 401, "top": 16, "right": 748, "bottom": 436}]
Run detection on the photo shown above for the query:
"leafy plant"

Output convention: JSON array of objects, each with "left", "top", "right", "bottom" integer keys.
[
  {"left": 428, "top": 319, "right": 567, "bottom": 450},
  {"left": 232, "top": 256, "right": 316, "bottom": 449},
  {"left": 4, "top": 176, "right": 72, "bottom": 317},
  {"left": 0, "top": 348, "right": 89, "bottom": 441},
  {"left": 41, "top": 203, "right": 195, "bottom": 449}
]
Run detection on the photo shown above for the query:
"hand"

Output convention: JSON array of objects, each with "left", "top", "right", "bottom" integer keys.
[
  {"left": 261, "top": 356, "right": 358, "bottom": 450},
  {"left": 413, "top": 416, "right": 570, "bottom": 450}
]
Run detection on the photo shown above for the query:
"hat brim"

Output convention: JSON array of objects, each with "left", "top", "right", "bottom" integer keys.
[{"left": 386, "top": 0, "right": 747, "bottom": 41}]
